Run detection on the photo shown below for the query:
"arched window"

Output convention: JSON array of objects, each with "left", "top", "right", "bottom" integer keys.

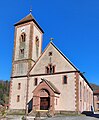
[
  {"left": 19, "top": 33, "right": 26, "bottom": 59},
  {"left": 20, "top": 33, "right": 26, "bottom": 42},
  {"left": 80, "top": 82, "right": 82, "bottom": 99},
  {"left": 63, "top": 75, "right": 67, "bottom": 84},
  {"left": 45, "top": 64, "right": 55, "bottom": 74},
  {"left": 84, "top": 86, "right": 86, "bottom": 102},
  {"left": 35, "top": 36, "right": 39, "bottom": 57},
  {"left": 19, "top": 49, "right": 24, "bottom": 58},
  {"left": 34, "top": 78, "right": 38, "bottom": 86}
]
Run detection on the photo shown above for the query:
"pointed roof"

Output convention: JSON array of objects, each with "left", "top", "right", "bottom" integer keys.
[
  {"left": 33, "top": 78, "right": 60, "bottom": 94},
  {"left": 14, "top": 13, "right": 44, "bottom": 33},
  {"left": 28, "top": 42, "right": 78, "bottom": 75},
  {"left": 50, "top": 42, "right": 78, "bottom": 71},
  {"left": 41, "top": 78, "right": 60, "bottom": 94}
]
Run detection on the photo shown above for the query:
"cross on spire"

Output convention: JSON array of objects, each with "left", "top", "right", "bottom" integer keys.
[
  {"left": 30, "top": 6, "right": 32, "bottom": 13},
  {"left": 50, "top": 38, "right": 54, "bottom": 42}
]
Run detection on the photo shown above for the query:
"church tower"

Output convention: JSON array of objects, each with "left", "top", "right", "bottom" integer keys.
[
  {"left": 11, "top": 13, "right": 44, "bottom": 77},
  {"left": 9, "top": 13, "right": 44, "bottom": 110}
]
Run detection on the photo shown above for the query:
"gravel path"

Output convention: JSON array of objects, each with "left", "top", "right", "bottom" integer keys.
[{"left": 1, "top": 115, "right": 99, "bottom": 120}]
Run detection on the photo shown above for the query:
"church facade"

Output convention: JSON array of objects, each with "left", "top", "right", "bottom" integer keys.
[{"left": 9, "top": 13, "right": 93, "bottom": 114}]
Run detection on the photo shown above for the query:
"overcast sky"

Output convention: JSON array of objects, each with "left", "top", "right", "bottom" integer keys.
[{"left": 0, "top": 0, "right": 99, "bottom": 85}]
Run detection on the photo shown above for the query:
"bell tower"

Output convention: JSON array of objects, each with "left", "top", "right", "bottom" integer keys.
[{"left": 11, "top": 13, "right": 44, "bottom": 77}]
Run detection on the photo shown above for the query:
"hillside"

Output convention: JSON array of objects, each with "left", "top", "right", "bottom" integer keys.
[
  {"left": 90, "top": 83, "right": 99, "bottom": 91},
  {"left": 0, "top": 80, "right": 9, "bottom": 105}
]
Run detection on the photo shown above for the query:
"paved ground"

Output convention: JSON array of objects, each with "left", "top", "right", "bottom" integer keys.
[
  {"left": 0, "top": 115, "right": 98, "bottom": 120},
  {"left": 45, "top": 116, "right": 99, "bottom": 120}
]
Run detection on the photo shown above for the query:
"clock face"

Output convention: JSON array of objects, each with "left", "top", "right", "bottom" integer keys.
[{"left": 21, "top": 27, "right": 25, "bottom": 32}]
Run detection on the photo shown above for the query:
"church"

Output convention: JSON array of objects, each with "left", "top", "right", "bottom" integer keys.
[{"left": 9, "top": 13, "right": 93, "bottom": 115}]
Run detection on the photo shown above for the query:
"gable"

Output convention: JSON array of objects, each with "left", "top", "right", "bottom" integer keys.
[
  {"left": 33, "top": 78, "right": 60, "bottom": 95},
  {"left": 30, "top": 42, "right": 78, "bottom": 75}
]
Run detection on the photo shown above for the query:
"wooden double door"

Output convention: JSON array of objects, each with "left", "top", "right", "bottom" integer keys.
[{"left": 40, "top": 97, "right": 50, "bottom": 110}]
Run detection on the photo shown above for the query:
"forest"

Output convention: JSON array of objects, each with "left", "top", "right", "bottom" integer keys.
[{"left": 0, "top": 80, "right": 9, "bottom": 105}]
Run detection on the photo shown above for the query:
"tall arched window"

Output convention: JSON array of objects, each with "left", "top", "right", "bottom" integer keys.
[
  {"left": 84, "top": 86, "right": 86, "bottom": 102},
  {"left": 35, "top": 36, "right": 39, "bottom": 58},
  {"left": 63, "top": 75, "right": 67, "bottom": 84},
  {"left": 80, "top": 82, "right": 82, "bottom": 99},
  {"left": 20, "top": 33, "right": 26, "bottom": 42},
  {"left": 19, "top": 33, "right": 26, "bottom": 58}
]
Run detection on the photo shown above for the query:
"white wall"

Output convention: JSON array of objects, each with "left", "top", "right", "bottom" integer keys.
[{"left": 9, "top": 77, "right": 27, "bottom": 109}]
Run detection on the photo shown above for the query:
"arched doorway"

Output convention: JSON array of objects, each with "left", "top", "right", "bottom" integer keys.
[
  {"left": 40, "top": 89, "right": 50, "bottom": 110},
  {"left": 32, "top": 78, "right": 60, "bottom": 114}
]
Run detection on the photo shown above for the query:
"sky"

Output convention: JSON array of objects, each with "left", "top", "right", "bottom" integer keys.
[{"left": 0, "top": 0, "right": 99, "bottom": 85}]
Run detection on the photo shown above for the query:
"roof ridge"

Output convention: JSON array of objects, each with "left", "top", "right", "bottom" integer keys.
[
  {"left": 41, "top": 78, "right": 60, "bottom": 94},
  {"left": 28, "top": 41, "right": 78, "bottom": 75},
  {"left": 14, "top": 13, "right": 33, "bottom": 26},
  {"left": 50, "top": 42, "right": 79, "bottom": 71}
]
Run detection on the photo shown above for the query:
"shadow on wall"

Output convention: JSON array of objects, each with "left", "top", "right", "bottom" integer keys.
[{"left": 82, "top": 111, "right": 99, "bottom": 118}]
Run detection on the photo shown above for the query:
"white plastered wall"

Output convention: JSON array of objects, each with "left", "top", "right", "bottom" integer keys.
[
  {"left": 28, "top": 73, "right": 76, "bottom": 111},
  {"left": 10, "top": 77, "right": 27, "bottom": 109}
]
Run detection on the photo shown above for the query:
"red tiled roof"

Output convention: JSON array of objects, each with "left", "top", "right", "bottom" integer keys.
[{"left": 94, "top": 90, "right": 99, "bottom": 94}]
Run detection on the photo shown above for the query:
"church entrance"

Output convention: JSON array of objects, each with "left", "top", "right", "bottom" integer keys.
[
  {"left": 40, "top": 97, "right": 50, "bottom": 110},
  {"left": 40, "top": 89, "right": 50, "bottom": 110},
  {"left": 32, "top": 79, "right": 60, "bottom": 113}
]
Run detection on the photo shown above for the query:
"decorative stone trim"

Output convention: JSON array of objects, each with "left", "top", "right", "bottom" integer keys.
[
  {"left": 32, "top": 81, "right": 56, "bottom": 114},
  {"left": 15, "top": 21, "right": 33, "bottom": 28},
  {"left": 9, "top": 79, "right": 13, "bottom": 107},
  {"left": 11, "top": 71, "right": 78, "bottom": 78},
  {"left": 28, "top": 23, "right": 33, "bottom": 71},
  {"left": 13, "top": 58, "right": 35, "bottom": 63},
  {"left": 11, "top": 27, "right": 17, "bottom": 76},
  {"left": 75, "top": 72, "right": 79, "bottom": 112}
]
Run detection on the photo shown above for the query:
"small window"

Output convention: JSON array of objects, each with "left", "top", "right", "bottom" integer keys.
[
  {"left": 17, "top": 95, "right": 20, "bottom": 102},
  {"left": 49, "top": 64, "right": 53, "bottom": 74},
  {"left": 18, "top": 83, "right": 21, "bottom": 90},
  {"left": 35, "top": 36, "right": 39, "bottom": 47},
  {"left": 49, "top": 52, "right": 52, "bottom": 56},
  {"left": 56, "top": 99, "right": 57, "bottom": 105},
  {"left": 63, "top": 75, "right": 67, "bottom": 84},
  {"left": 20, "top": 49, "right": 24, "bottom": 54},
  {"left": 53, "top": 66, "right": 55, "bottom": 73},
  {"left": 20, "top": 49, "right": 24, "bottom": 58},
  {"left": 34, "top": 78, "right": 38, "bottom": 86},
  {"left": 45, "top": 67, "right": 49, "bottom": 74}
]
